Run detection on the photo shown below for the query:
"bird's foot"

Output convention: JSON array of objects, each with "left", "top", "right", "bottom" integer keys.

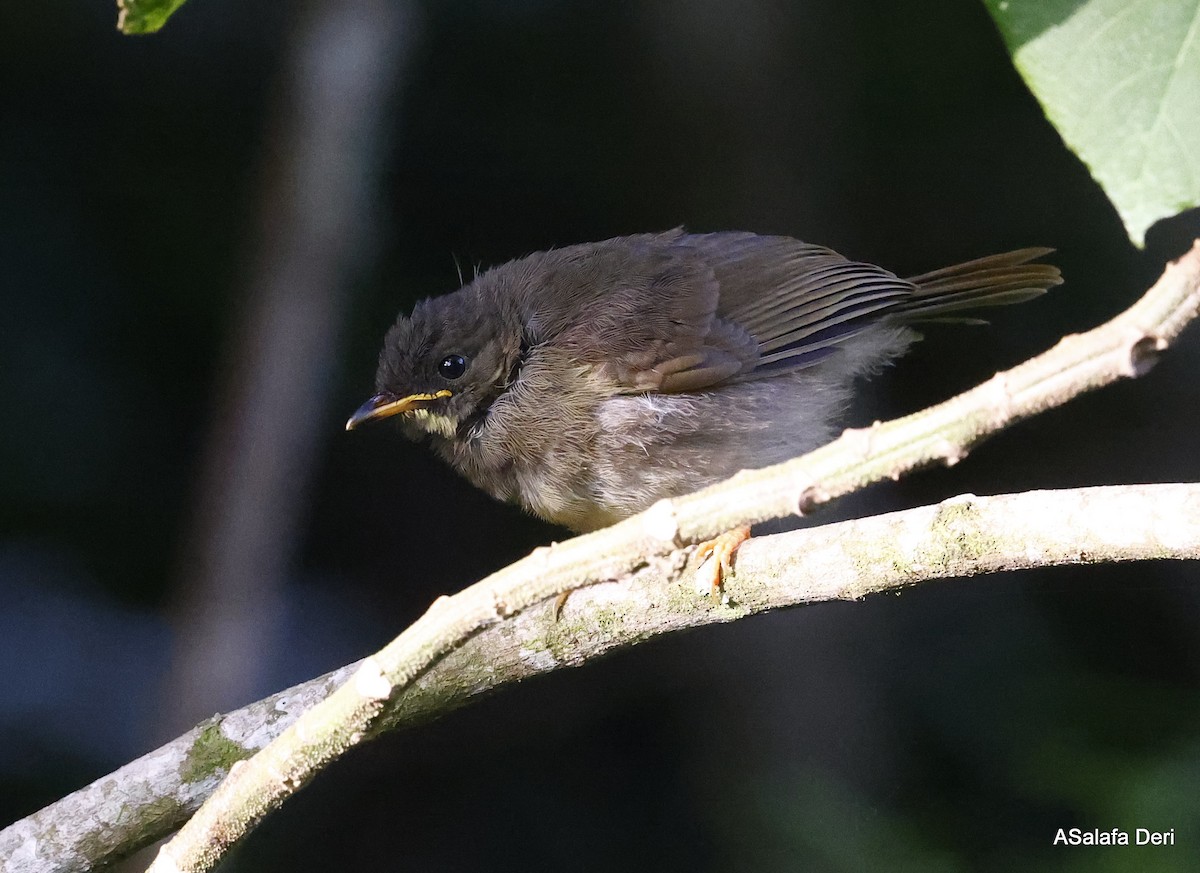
[{"left": 695, "top": 525, "right": 751, "bottom": 603}]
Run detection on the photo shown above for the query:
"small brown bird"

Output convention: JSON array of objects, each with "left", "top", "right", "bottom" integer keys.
[{"left": 348, "top": 229, "right": 1060, "bottom": 557}]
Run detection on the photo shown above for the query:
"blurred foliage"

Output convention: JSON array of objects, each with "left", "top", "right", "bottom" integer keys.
[{"left": 985, "top": 0, "right": 1200, "bottom": 245}]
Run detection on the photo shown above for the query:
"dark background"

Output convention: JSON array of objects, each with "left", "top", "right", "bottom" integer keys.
[{"left": 3, "top": 0, "right": 1200, "bottom": 870}]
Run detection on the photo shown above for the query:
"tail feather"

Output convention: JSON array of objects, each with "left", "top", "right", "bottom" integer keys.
[
  {"left": 905, "top": 247, "right": 1056, "bottom": 285},
  {"left": 897, "top": 248, "right": 1061, "bottom": 321}
]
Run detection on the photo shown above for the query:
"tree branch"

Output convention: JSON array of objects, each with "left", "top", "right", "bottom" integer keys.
[
  {"left": 6, "top": 482, "right": 1200, "bottom": 872},
  {"left": 0, "top": 668, "right": 355, "bottom": 873}
]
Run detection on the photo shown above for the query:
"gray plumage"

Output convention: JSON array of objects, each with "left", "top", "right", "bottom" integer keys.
[{"left": 357, "top": 229, "right": 1061, "bottom": 531}]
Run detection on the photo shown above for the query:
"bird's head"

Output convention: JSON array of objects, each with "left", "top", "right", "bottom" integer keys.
[{"left": 346, "top": 289, "right": 524, "bottom": 441}]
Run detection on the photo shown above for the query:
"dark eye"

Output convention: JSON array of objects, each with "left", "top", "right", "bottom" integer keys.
[{"left": 438, "top": 354, "right": 467, "bottom": 380}]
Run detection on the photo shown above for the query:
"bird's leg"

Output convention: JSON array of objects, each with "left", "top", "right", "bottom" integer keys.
[{"left": 694, "top": 525, "right": 751, "bottom": 602}]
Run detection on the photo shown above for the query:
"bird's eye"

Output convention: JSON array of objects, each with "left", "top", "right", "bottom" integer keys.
[{"left": 439, "top": 354, "right": 467, "bottom": 380}]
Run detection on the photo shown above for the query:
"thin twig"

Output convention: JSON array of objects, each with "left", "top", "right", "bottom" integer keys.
[{"left": 139, "top": 242, "right": 1200, "bottom": 873}]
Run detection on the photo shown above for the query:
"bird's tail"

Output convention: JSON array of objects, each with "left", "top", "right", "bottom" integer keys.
[{"left": 896, "top": 248, "right": 1062, "bottom": 322}]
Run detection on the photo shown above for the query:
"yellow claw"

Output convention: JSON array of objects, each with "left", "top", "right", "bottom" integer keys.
[{"left": 695, "top": 525, "right": 752, "bottom": 602}]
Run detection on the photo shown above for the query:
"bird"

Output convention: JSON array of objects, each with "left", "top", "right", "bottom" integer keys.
[{"left": 347, "top": 229, "right": 1060, "bottom": 588}]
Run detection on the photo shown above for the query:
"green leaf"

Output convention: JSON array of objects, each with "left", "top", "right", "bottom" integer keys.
[
  {"left": 116, "top": 0, "right": 189, "bottom": 35},
  {"left": 984, "top": 0, "right": 1200, "bottom": 245}
]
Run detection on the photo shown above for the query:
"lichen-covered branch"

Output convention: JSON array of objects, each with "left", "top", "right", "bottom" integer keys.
[
  {"left": 385, "top": 483, "right": 1200, "bottom": 726},
  {"left": 139, "top": 242, "right": 1200, "bottom": 872},
  {"left": 0, "top": 667, "right": 355, "bottom": 873},
  {"left": 6, "top": 482, "right": 1200, "bottom": 872}
]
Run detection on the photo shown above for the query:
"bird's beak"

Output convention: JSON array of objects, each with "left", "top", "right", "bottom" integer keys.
[{"left": 345, "top": 390, "right": 452, "bottom": 431}]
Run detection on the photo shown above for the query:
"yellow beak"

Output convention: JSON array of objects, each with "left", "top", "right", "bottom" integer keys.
[{"left": 345, "top": 390, "right": 452, "bottom": 431}]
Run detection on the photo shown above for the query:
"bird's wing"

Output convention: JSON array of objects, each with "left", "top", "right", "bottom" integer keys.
[
  {"left": 527, "top": 230, "right": 915, "bottom": 393},
  {"left": 530, "top": 230, "right": 760, "bottom": 393},
  {"left": 680, "top": 232, "right": 915, "bottom": 376}
]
